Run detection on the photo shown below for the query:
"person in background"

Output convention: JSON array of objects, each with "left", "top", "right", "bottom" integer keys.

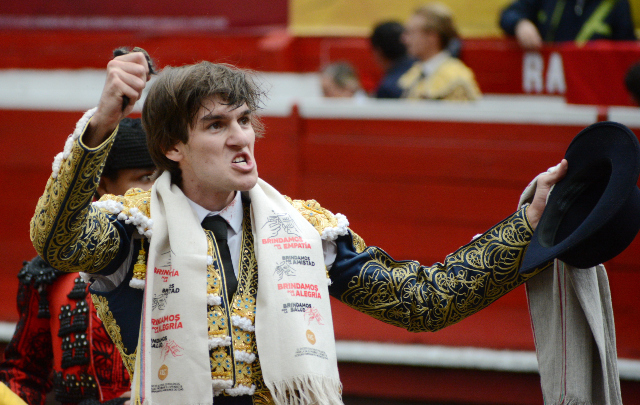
[
  {"left": 370, "top": 21, "right": 416, "bottom": 99},
  {"left": 320, "top": 61, "right": 367, "bottom": 100},
  {"left": 0, "top": 118, "right": 156, "bottom": 405},
  {"left": 625, "top": 61, "right": 640, "bottom": 106},
  {"left": 500, "top": 0, "right": 636, "bottom": 50},
  {"left": 398, "top": 2, "right": 481, "bottom": 101}
]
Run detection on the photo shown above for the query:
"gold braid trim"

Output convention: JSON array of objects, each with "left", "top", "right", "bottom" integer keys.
[
  {"left": 31, "top": 127, "right": 121, "bottom": 274},
  {"left": 350, "top": 230, "right": 367, "bottom": 254},
  {"left": 91, "top": 294, "right": 137, "bottom": 376},
  {"left": 98, "top": 188, "right": 152, "bottom": 218},
  {"left": 285, "top": 197, "right": 338, "bottom": 236}
]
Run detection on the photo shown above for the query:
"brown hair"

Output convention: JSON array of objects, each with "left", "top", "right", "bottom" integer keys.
[
  {"left": 141, "top": 62, "right": 265, "bottom": 184},
  {"left": 414, "top": 2, "right": 459, "bottom": 50}
]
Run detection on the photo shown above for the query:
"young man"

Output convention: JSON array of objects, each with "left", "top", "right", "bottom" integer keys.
[
  {"left": 2, "top": 118, "right": 155, "bottom": 405},
  {"left": 31, "top": 52, "right": 566, "bottom": 405},
  {"left": 399, "top": 2, "right": 481, "bottom": 101}
]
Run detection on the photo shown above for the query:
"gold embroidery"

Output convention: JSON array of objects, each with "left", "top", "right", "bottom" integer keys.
[
  {"left": 206, "top": 203, "right": 270, "bottom": 400},
  {"left": 340, "top": 208, "right": 539, "bottom": 332},
  {"left": 91, "top": 294, "right": 137, "bottom": 375},
  {"left": 99, "top": 188, "right": 152, "bottom": 218},
  {"left": 350, "top": 230, "right": 367, "bottom": 254},
  {"left": 210, "top": 348, "right": 234, "bottom": 379},
  {"left": 31, "top": 132, "right": 122, "bottom": 274},
  {"left": 132, "top": 243, "right": 147, "bottom": 282},
  {"left": 286, "top": 197, "right": 338, "bottom": 236}
]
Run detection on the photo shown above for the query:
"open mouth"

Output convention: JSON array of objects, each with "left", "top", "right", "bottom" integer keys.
[{"left": 232, "top": 156, "right": 247, "bottom": 165}]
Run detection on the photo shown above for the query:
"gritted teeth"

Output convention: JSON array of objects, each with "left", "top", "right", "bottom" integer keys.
[{"left": 233, "top": 156, "right": 247, "bottom": 164}]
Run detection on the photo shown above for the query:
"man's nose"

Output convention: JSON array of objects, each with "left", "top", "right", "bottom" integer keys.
[{"left": 227, "top": 121, "right": 251, "bottom": 147}]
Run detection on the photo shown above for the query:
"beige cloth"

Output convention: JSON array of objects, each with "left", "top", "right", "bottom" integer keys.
[{"left": 519, "top": 172, "right": 622, "bottom": 404}]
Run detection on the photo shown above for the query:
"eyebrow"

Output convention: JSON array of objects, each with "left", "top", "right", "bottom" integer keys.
[{"left": 199, "top": 108, "right": 252, "bottom": 123}]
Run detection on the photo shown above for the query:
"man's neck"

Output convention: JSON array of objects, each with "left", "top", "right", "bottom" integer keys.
[{"left": 181, "top": 186, "right": 236, "bottom": 212}]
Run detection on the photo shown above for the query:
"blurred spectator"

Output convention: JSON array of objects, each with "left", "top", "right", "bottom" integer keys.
[
  {"left": 500, "top": 0, "right": 636, "bottom": 50},
  {"left": 399, "top": 2, "right": 481, "bottom": 101},
  {"left": 625, "top": 61, "right": 640, "bottom": 105},
  {"left": 321, "top": 62, "right": 368, "bottom": 100},
  {"left": 370, "top": 21, "right": 416, "bottom": 98}
]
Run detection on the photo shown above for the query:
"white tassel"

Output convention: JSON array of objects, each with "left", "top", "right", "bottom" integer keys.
[
  {"left": 231, "top": 315, "right": 255, "bottom": 332},
  {"left": 208, "top": 336, "right": 231, "bottom": 349},
  {"left": 268, "top": 375, "right": 343, "bottom": 405},
  {"left": 234, "top": 350, "right": 256, "bottom": 364},
  {"left": 211, "top": 379, "right": 234, "bottom": 391},
  {"left": 51, "top": 107, "right": 97, "bottom": 178},
  {"left": 129, "top": 278, "right": 146, "bottom": 290},
  {"left": 93, "top": 200, "right": 125, "bottom": 215},
  {"left": 95, "top": 199, "right": 153, "bottom": 238},
  {"left": 207, "top": 294, "right": 222, "bottom": 306},
  {"left": 225, "top": 384, "right": 256, "bottom": 396},
  {"left": 51, "top": 152, "right": 64, "bottom": 179},
  {"left": 320, "top": 213, "right": 349, "bottom": 241}
]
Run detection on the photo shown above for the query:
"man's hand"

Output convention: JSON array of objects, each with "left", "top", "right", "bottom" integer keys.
[
  {"left": 84, "top": 52, "right": 151, "bottom": 147},
  {"left": 527, "top": 159, "right": 568, "bottom": 230},
  {"left": 515, "top": 19, "right": 543, "bottom": 50}
]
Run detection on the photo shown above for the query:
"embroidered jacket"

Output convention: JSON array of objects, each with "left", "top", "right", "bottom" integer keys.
[
  {"left": 0, "top": 257, "right": 130, "bottom": 405},
  {"left": 31, "top": 113, "right": 548, "bottom": 404}
]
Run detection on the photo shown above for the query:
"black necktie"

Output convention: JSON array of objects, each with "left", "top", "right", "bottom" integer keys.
[{"left": 201, "top": 215, "right": 238, "bottom": 298}]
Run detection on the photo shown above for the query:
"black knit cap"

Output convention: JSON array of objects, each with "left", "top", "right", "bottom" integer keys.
[{"left": 103, "top": 117, "right": 155, "bottom": 177}]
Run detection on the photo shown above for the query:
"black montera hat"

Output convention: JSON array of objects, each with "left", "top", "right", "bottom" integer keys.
[
  {"left": 520, "top": 121, "right": 640, "bottom": 273},
  {"left": 103, "top": 117, "right": 155, "bottom": 175}
]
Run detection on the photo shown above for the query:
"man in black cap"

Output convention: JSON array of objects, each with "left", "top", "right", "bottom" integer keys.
[{"left": 0, "top": 118, "right": 156, "bottom": 405}]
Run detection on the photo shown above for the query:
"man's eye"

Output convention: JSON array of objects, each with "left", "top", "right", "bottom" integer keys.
[
  {"left": 209, "top": 122, "right": 222, "bottom": 130},
  {"left": 239, "top": 117, "right": 251, "bottom": 125}
]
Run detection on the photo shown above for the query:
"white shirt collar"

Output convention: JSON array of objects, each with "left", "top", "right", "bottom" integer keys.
[
  {"left": 186, "top": 191, "right": 243, "bottom": 235},
  {"left": 422, "top": 50, "right": 450, "bottom": 77}
]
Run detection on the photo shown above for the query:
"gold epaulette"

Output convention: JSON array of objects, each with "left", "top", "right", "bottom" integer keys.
[
  {"left": 284, "top": 197, "right": 338, "bottom": 236},
  {"left": 98, "top": 188, "right": 152, "bottom": 218}
]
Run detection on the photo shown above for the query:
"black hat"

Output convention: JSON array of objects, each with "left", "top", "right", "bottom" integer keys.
[
  {"left": 520, "top": 121, "right": 640, "bottom": 273},
  {"left": 103, "top": 117, "right": 155, "bottom": 176}
]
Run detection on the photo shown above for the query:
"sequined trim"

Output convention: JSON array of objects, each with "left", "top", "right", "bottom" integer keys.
[
  {"left": 94, "top": 189, "right": 153, "bottom": 238},
  {"left": 350, "top": 230, "right": 367, "bottom": 254},
  {"left": 285, "top": 197, "right": 348, "bottom": 240},
  {"left": 91, "top": 294, "right": 137, "bottom": 376}
]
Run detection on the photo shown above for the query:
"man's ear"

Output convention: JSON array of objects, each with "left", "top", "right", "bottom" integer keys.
[{"left": 165, "top": 143, "right": 184, "bottom": 163}]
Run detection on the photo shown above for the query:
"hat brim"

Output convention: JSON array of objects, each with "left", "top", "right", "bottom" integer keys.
[{"left": 520, "top": 121, "right": 640, "bottom": 273}]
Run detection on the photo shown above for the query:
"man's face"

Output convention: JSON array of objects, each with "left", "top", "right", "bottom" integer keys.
[
  {"left": 166, "top": 96, "right": 258, "bottom": 209},
  {"left": 98, "top": 167, "right": 157, "bottom": 196},
  {"left": 403, "top": 14, "right": 437, "bottom": 60}
]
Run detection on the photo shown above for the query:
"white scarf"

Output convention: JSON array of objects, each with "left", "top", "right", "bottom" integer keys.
[{"left": 133, "top": 173, "right": 342, "bottom": 405}]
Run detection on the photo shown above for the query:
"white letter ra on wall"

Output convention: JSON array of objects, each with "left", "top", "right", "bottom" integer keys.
[
  {"left": 545, "top": 52, "right": 566, "bottom": 94},
  {"left": 522, "top": 51, "right": 566, "bottom": 95}
]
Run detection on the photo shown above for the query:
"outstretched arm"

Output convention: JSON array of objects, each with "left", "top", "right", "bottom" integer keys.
[
  {"left": 329, "top": 160, "right": 567, "bottom": 331},
  {"left": 30, "top": 52, "right": 150, "bottom": 274}
]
